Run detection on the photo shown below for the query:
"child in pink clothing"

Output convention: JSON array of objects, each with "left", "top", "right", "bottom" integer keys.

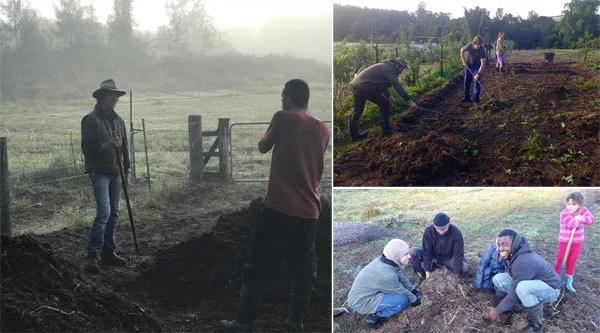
[{"left": 553, "top": 192, "right": 595, "bottom": 292}]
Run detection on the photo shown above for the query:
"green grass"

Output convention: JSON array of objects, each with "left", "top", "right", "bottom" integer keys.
[
  {"left": 333, "top": 188, "right": 600, "bottom": 306},
  {"left": 1, "top": 85, "right": 331, "bottom": 234}
]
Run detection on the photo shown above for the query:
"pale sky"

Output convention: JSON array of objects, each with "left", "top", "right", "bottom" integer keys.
[
  {"left": 25, "top": 0, "right": 332, "bottom": 31},
  {"left": 335, "top": 0, "right": 572, "bottom": 18}
]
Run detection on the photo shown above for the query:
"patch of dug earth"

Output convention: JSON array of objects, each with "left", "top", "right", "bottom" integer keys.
[
  {"left": 136, "top": 198, "right": 332, "bottom": 332},
  {"left": 335, "top": 60, "right": 600, "bottom": 186},
  {"left": 0, "top": 235, "right": 162, "bottom": 332},
  {"left": 336, "top": 250, "right": 600, "bottom": 333}
]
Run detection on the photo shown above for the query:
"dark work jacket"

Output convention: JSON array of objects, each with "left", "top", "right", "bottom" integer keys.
[
  {"left": 349, "top": 60, "right": 411, "bottom": 100},
  {"left": 473, "top": 244, "right": 505, "bottom": 291},
  {"left": 81, "top": 106, "right": 130, "bottom": 175},
  {"left": 422, "top": 224, "right": 465, "bottom": 274},
  {"left": 495, "top": 234, "right": 561, "bottom": 315}
]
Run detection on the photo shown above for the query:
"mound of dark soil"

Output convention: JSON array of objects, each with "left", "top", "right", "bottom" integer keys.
[
  {"left": 137, "top": 198, "right": 332, "bottom": 332},
  {"left": 1, "top": 235, "right": 162, "bottom": 332}
]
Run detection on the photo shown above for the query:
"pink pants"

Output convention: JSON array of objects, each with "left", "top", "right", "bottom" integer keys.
[{"left": 554, "top": 241, "right": 583, "bottom": 275}]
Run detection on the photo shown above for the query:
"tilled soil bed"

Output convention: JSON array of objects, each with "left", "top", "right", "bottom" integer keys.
[{"left": 335, "top": 55, "right": 600, "bottom": 186}]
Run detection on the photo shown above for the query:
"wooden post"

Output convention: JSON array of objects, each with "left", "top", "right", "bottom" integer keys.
[
  {"left": 129, "top": 89, "right": 136, "bottom": 180},
  {"left": 218, "top": 118, "right": 232, "bottom": 181},
  {"left": 0, "top": 137, "right": 10, "bottom": 241},
  {"left": 188, "top": 115, "right": 203, "bottom": 182},
  {"left": 142, "top": 119, "right": 151, "bottom": 191},
  {"left": 440, "top": 41, "right": 444, "bottom": 76},
  {"left": 69, "top": 130, "right": 77, "bottom": 169}
]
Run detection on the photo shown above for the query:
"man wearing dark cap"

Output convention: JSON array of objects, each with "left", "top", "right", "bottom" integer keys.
[
  {"left": 411, "top": 213, "right": 467, "bottom": 278},
  {"left": 81, "top": 79, "right": 130, "bottom": 273},
  {"left": 348, "top": 58, "right": 419, "bottom": 141},
  {"left": 487, "top": 229, "right": 560, "bottom": 333}
]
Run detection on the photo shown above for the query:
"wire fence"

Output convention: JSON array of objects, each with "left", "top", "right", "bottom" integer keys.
[
  {"left": 3, "top": 118, "right": 332, "bottom": 234},
  {"left": 230, "top": 121, "right": 332, "bottom": 182}
]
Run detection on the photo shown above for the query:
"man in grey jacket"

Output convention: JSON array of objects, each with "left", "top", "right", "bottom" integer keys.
[
  {"left": 347, "top": 239, "right": 421, "bottom": 328},
  {"left": 487, "top": 229, "right": 561, "bottom": 333},
  {"left": 348, "top": 58, "right": 418, "bottom": 141},
  {"left": 81, "top": 79, "right": 130, "bottom": 273}
]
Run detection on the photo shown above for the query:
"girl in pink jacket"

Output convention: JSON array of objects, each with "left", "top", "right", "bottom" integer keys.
[{"left": 554, "top": 192, "right": 596, "bottom": 292}]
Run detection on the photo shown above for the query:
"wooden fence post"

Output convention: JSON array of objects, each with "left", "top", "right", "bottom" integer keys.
[
  {"left": 1, "top": 137, "right": 11, "bottom": 241},
  {"left": 218, "top": 118, "right": 232, "bottom": 181},
  {"left": 142, "top": 119, "right": 151, "bottom": 190},
  {"left": 188, "top": 115, "right": 203, "bottom": 182}
]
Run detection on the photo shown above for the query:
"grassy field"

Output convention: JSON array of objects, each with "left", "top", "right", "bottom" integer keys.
[
  {"left": 333, "top": 188, "right": 600, "bottom": 309},
  {"left": 0, "top": 84, "right": 332, "bottom": 234}
]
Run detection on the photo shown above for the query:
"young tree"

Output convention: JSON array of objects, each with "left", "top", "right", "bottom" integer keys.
[
  {"left": 165, "top": 0, "right": 214, "bottom": 54},
  {"left": 108, "top": 0, "right": 134, "bottom": 49},
  {"left": 53, "top": 0, "right": 101, "bottom": 48}
]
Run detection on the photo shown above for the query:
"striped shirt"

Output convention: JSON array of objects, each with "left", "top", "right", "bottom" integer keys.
[{"left": 558, "top": 207, "right": 595, "bottom": 244}]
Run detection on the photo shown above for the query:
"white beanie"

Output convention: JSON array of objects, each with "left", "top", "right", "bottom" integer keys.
[{"left": 383, "top": 239, "right": 410, "bottom": 267}]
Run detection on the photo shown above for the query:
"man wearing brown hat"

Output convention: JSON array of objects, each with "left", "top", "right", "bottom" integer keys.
[
  {"left": 348, "top": 57, "right": 418, "bottom": 140},
  {"left": 81, "top": 79, "right": 129, "bottom": 273},
  {"left": 412, "top": 212, "right": 467, "bottom": 278}
]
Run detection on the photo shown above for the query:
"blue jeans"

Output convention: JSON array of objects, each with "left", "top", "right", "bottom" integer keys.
[
  {"left": 87, "top": 172, "right": 122, "bottom": 259},
  {"left": 375, "top": 293, "right": 409, "bottom": 318},
  {"left": 492, "top": 272, "right": 560, "bottom": 307},
  {"left": 464, "top": 66, "right": 482, "bottom": 101}
]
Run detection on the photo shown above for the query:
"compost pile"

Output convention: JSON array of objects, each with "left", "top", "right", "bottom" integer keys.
[
  {"left": 138, "top": 197, "right": 332, "bottom": 332},
  {"left": 335, "top": 59, "right": 600, "bottom": 186},
  {"left": 333, "top": 221, "right": 398, "bottom": 246},
  {"left": 0, "top": 235, "right": 162, "bottom": 332}
]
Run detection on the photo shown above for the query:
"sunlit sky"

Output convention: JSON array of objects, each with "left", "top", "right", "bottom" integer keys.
[
  {"left": 335, "top": 0, "right": 572, "bottom": 18},
  {"left": 26, "top": 0, "right": 331, "bottom": 31}
]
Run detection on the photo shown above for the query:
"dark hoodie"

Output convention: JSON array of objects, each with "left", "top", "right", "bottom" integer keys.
[
  {"left": 349, "top": 60, "right": 410, "bottom": 100},
  {"left": 495, "top": 233, "right": 561, "bottom": 314}
]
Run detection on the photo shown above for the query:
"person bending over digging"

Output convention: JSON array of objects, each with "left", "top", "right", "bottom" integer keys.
[
  {"left": 347, "top": 57, "right": 418, "bottom": 141},
  {"left": 221, "top": 79, "right": 330, "bottom": 332},
  {"left": 553, "top": 192, "right": 595, "bottom": 293},
  {"left": 81, "top": 79, "right": 130, "bottom": 273},
  {"left": 346, "top": 239, "right": 422, "bottom": 329},
  {"left": 411, "top": 213, "right": 467, "bottom": 278},
  {"left": 460, "top": 35, "right": 486, "bottom": 103},
  {"left": 473, "top": 243, "right": 505, "bottom": 292},
  {"left": 488, "top": 229, "right": 561, "bottom": 333}
]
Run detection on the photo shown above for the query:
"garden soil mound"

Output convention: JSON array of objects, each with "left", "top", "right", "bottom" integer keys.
[
  {"left": 137, "top": 197, "right": 332, "bottom": 332},
  {"left": 335, "top": 59, "right": 600, "bottom": 186},
  {"left": 1, "top": 235, "right": 162, "bottom": 332},
  {"left": 336, "top": 268, "right": 600, "bottom": 332}
]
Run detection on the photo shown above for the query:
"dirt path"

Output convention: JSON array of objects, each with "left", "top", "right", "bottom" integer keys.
[
  {"left": 2, "top": 183, "right": 332, "bottom": 332},
  {"left": 335, "top": 52, "right": 600, "bottom": 186}
]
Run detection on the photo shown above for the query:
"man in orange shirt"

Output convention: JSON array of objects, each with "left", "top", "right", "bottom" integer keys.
[{"left": 221, "top": 79, "right": 330, "bottom": 332}]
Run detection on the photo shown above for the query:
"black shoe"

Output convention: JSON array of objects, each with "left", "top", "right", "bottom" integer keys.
[
  {"left": 460, "top": 97, "right": 472, "bottom": 103},
  {"left": 349, "top": 119, "right": 366, "bottom": 141},
  {"left": 101, "top": 250, "right": 127, "bottom": 267},
  {"left": 220, "top": 319, "right": 253, "bottom": 332},
  {"left": 473, "top": 98, "right": 481, "bottom": 103},
  {"left": 84, "top": 258, "right": 101, "bottom": 273},
  {"left": 522, "top": 303, "right": 544, "bottom": 333},
  {"left": 364, "top": 314, "right": 386, "bottom": 328}
]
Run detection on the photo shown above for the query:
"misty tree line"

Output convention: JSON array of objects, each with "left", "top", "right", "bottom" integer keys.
[
  {"left": 0, "top": 0, "right": 329, "bottom": 100},
  {"left": 334, "top": 0, "right": 600, "bottom": 50}
]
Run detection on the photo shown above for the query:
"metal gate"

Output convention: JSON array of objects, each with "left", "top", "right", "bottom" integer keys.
[{"left": 229, "top": 121, "right": 332, "bottom": 182}]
